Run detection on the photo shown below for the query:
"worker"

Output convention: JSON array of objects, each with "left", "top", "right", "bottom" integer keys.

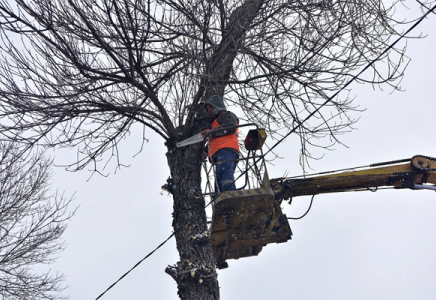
[{"left": 203, "top": 95, "right": 240, "bottom": 193}]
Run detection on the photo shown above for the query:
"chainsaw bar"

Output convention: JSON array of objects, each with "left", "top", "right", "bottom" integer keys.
[{"left": 176, "top": 133, "right": 204, "bottom": 148}]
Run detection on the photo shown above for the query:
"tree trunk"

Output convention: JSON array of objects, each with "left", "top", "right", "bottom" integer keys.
[{"left": 166, "top": 141, "right": 220, "bottom": 300}]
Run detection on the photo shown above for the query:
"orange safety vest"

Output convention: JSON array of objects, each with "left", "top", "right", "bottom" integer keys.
[{"left": 209, "top": 112, "right": 239, "bottom": 158}]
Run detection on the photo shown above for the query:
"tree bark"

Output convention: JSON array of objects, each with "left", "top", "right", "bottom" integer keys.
[{"left": 166, "top": 140, "right": 219, "bottom": 300}]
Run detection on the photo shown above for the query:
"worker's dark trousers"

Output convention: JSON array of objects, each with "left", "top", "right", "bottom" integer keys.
[{"left": 214, "top": 149, "right": 238, "bottom": 193}]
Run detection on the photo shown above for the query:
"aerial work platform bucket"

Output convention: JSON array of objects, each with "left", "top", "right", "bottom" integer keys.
[{"left": 204, "top": 128, "right": 292, "bottom": 269}]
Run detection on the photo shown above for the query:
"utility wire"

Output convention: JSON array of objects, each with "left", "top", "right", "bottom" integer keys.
[
  {"left": 259, "top": 3, "right": 436, "bottom": 163},
  {"left": 96, "top": 4, "right": 436, "bottom": 298},
  {"left": 95, "top": 233, "right": 175, "bottom": 299},
  {"left": 206, "top": 1, "right": 436, "bottom": 214}
]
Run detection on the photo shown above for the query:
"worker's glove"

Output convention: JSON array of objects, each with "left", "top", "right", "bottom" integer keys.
[{"left": 201, "top": 130, "right": 209, "bottom": 139}]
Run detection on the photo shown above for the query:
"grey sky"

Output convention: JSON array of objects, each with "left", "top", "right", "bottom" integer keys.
[{"left": 48, "top": 6, "right": 436, "bottom": 300}]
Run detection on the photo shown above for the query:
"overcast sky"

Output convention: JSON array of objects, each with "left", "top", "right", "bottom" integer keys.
[{"left": 48, "top": 5, "right": 436, "bottom": 300}]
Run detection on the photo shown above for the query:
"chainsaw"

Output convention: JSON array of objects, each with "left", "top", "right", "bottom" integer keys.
[{"left": 176, "top": 133, "right": 205, "bottom": 148}]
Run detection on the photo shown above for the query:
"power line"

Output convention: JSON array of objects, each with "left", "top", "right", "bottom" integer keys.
[
  {"left": 95, "top": 4, "right": 436, "bottom": 298},
  {"left": 95, "top": 233, "right": 175, "bottom": 300}
]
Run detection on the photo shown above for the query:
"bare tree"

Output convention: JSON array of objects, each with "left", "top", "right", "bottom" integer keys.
[
  {"left": 0, "top": 141, "right": 74, "bottom": 300},
  {"left": 0, "top": 0, "right": 433, "bottom": 298}
]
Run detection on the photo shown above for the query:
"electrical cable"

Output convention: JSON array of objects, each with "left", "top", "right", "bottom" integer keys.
[
  {"left": 96, "top": 4, "right": 436, "bottom": 298},
  {"left": 204, "top": 0, "right": 436, "bottom": 212},
  {"left": 258, "top": 3, "right": 436, "bottom": 164},
  {"left": 95, "top": 233, "right": 175, "bottom": 299},
  {"left": 287, "top": 194, "right": 316, "bottom": 220},
  {"left": 284, "top": 184, "right": 401, "bottom": 221}
]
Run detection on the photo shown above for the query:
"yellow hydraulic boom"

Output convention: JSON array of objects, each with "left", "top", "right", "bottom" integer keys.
[{"left": 270, "top": 155, "right": 436, "bottom": 201}]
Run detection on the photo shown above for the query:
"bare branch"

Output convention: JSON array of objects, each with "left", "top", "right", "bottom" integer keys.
[{"left": 0, "top": 141, "right": 75, "bottom": 300}]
